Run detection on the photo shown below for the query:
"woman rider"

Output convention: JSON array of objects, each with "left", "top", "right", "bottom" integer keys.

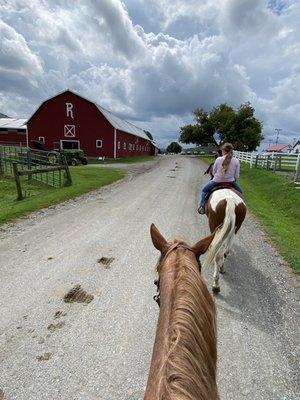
[{"left": 198, "top": 143, "right": 243, "bottom": 215}]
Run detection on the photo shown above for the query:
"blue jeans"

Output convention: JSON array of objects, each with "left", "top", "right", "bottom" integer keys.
[{"left": 199, "top": 181, "right": 243, "bottom": 208}]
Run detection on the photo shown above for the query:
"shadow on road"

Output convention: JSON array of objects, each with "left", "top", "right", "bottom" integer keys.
[{"left": 214, "top": 244, "right": 285, "bottom": 333}]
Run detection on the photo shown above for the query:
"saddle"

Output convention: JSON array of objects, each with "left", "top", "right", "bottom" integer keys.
[
  {"left": 210, "top": 182, "right": 235, "bottom": 195},
  {"left": 208, "top": 182, "right": 243, "bottom": 200}
]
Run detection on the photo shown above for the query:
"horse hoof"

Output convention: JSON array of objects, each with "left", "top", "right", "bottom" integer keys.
[{"left": 212, "top": 286, "right": 220, "bottom": 293}]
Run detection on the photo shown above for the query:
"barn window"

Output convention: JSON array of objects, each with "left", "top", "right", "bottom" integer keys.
[
  {"left": 129, "top": 143, "right": 132, "bottom": 150},
  {"left": 62, "top": 140, "right": 80, "bottom": 150},
  {"left": 133, "top": 144, "right": 135, "bottom": 150},
  {"left": 118, "top": 141, "right": 120, "bottom": 149},
  {"left": 124, "top": 142, "right": 126, "bottom": 150},
  {"left": 38, "top": 136, "right": 45, "bottom": 144},
  {"left": 96, "top": 140, "right": 103, "bottom": 148}
]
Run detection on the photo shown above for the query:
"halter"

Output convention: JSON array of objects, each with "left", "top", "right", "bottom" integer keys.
[{"left": 153, "top": 241, "right": 201, "bottom": 307}]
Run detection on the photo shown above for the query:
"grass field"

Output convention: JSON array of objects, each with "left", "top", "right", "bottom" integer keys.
[
  {"left": 199, "top": 155, "right": 300, "bottom": 274},
  {"left": 88, "top": 155, "right": 156, "bottom": 164},
  {"left": 0, "top": 166, "right": 126, "bottom": 225}
]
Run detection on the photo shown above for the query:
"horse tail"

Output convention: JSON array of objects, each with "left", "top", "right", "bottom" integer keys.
[{"left": 203, "top": 198, "right": 236, "bottom": 269}]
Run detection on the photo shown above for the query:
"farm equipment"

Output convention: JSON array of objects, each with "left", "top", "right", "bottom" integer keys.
[
  {"left": 31, "top": 141, "right": 88, "bottom": 166},
  {"left": 56, "top": 149, "right": 88, "bottom": 166}
]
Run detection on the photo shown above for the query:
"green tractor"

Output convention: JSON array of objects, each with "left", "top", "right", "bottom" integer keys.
[
  {"left": 31, "top": 141, "right": 88, "bottom": 166},
  {"left": 60, "top": 149, "right": 88, "bottom": 166}
]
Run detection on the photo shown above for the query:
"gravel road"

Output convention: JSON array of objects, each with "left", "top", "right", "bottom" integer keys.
[{"left": 0, "top": 155, "right": 299, "bottom": 400}]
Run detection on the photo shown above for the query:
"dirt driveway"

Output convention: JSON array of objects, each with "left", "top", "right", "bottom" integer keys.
[{"left": 0, "top": 155, "right": 298, "bottom": 399}]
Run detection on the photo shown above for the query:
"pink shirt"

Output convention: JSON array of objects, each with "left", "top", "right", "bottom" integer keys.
[{"left": 212, "top": 155, "right": 240, "bottom": 182}]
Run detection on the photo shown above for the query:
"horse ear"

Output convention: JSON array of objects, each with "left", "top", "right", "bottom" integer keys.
[
  {"left": 150, "top": 224, "right": 169, "bottom": 254},
  {"left": 192, "top": 232, "right": 215, "bottom": 257}
]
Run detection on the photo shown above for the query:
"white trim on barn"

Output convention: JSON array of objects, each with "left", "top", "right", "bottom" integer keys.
[
  {"left": 114, "top": 128, "right": 117, "bottom": 158},
  {"left": 96, "top": 139, "right": 103, "bottom": 148}
]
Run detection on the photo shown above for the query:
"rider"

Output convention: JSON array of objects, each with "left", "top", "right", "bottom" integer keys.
[{"left": 198, "top": 143, "right": 243, "bottom": 215}]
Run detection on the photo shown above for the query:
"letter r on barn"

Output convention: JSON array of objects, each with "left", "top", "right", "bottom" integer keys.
[{"left": 66, "top": 103, "right": 74, "bottom": 119}]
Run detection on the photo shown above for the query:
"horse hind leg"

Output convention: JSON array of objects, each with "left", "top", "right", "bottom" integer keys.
[
  {"left": 218, "top": 245, "right": 226, "bottom": 274},
  {"left": 220, "top": 234, "right": 235, "bottom": 274},
  {"left": 212, "top": 252, "right": 224, "bottom": 293}
]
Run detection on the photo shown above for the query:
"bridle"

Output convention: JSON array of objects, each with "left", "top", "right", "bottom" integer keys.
[{"left": 153, "top": 241, "right": 201, "bottom": 307}]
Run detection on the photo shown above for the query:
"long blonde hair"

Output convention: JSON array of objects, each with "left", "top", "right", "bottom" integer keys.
[{"left": 221, "top": 142, "right": 234, "bottom": 176}]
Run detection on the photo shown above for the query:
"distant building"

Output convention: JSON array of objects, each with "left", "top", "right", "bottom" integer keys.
[
  {"left": 291, "top": 140, "right": 300, "bottom": 154},
  {"left": 0, "top": 118, "right": 27, "bottom": 146},
  {"left": 264, "top": 144, "right": 292, "bottom": 153}
]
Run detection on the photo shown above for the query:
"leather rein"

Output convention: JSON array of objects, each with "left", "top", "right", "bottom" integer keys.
[{"left": 153, "top": 241, "right": 201, "bottom": 307}]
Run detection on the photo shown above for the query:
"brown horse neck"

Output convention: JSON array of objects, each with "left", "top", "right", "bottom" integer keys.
[
  {"left": 144, "top": 253, "right": 178, "bottom": 400},
  {"left": 144, "top": 249, "right": 218, "bottom": 400}
]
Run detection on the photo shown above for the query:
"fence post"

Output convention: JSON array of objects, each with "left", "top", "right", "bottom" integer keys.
[
  {"left": 62, "top": 155, "right": 72, "bottom": 186},
  {"left": 295, "top": 153, "right": 300, "bottom": 182},
  {"left": 273, "top": 155, "right": 277, "bottom": 172},
  {"left": 12, "top": 162, "right": 23, "bottom": 200},
  {"left": 27, "top": 148, "right": 32, "bottom": 180},
  {"left": 279, "top": 155, "right": 282, "bottom": 171}
]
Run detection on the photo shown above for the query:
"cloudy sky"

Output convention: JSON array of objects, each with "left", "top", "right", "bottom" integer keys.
[{"left": 0, "top": 0, "right": 299, "bottom": 148}]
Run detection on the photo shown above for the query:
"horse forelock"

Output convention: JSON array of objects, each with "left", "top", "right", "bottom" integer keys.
[
  {"left": 158, "top": 249, "right": 218, "bottom": 400},
  {"left": 156, "top": 240, "right": 195, "bottom": 273}
]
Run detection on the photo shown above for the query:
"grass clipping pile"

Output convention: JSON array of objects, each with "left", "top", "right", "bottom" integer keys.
[{"left": 63, "top": 284, "right": 94, "bottom": 304}]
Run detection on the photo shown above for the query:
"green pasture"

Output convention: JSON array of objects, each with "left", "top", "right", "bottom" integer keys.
[
  {"left": 0, "top": 166, "right": 126, "bottom": 225},
  {"left": 199, "top": 155, "right": 300, "bottom": 274}
]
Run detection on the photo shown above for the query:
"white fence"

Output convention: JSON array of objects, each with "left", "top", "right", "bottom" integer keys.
[{"left": 234, "top": 150, "right": 300, "bottom": 184}]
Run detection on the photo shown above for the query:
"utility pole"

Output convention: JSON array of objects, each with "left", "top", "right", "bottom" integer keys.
[{"left": 275, "top": 128, "right": 282, "bottom": 146}]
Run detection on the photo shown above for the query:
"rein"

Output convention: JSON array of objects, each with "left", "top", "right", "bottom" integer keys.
[{"left": 153, "top": 242, "right": 201, "bottom": 307}]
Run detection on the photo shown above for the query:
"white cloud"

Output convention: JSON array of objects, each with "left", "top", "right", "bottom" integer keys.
[{"left": 0, "top": 0, "right": 299, "bottom": 146}]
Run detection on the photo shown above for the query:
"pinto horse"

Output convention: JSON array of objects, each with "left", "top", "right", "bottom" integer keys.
[
  {"left": 144, "top": 224, "right": 219, "bottom": 400},
  {"left": 204, "top": 186, "right": 247, "bottom": 293}
]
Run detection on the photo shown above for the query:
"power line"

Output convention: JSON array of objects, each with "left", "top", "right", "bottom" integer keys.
[{"left": 275, "top": 128, "right": 282, "bottom": 146}]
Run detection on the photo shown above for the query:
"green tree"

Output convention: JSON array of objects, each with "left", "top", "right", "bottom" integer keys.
[
  {"left": 166, "top": 142, "right": 182, "bottom": 154},
  {"left": 180, "top": 108, "right": 216, "bottom": 146},
  {"left": 179, "top": 102, "right": 263, "bottom": 151}
]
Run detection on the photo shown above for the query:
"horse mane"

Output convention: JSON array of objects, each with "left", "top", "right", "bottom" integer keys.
[{"left": 158, "top": 250, "right": 218, "bottom": 400}]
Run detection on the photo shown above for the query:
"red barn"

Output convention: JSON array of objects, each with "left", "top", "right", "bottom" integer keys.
[
  {"left": 27, "top": 90, "right": 158, "bottom": 158},
  {"left": 0, "top": 118, "right": 27, "bottom": 146}
]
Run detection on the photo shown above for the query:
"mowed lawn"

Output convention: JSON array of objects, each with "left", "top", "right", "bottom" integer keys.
[
  {"left": 199, "top": 156, "right": 300, "bottom": 274},
  {"left": 0, "top": 166, "right": 126, "bottom": 225}
]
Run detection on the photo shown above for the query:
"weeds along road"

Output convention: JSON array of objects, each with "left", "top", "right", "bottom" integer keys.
[{"left": 0, "top": 155, "right": 298, "bottom": 400}]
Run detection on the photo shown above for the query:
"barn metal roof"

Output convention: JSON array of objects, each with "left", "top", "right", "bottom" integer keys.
[
  {"left": 96, "top": 104, "right": 150, "bottom": 141},
  {"left": 0, "top": 118, "right": 27, "bottom": 129}
]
